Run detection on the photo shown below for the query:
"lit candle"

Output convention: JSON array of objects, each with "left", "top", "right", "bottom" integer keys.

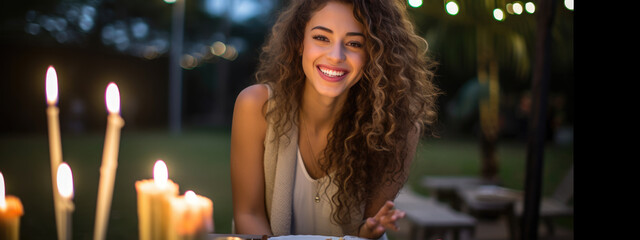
[
  {"left": 45, "top": 65, "right": 66, "bottom": 240},
  {"left": 167, "top": 190, "right": 214, "bottom": 240},
  {"left": 56, "top": 163, "right": 74, "bottom": 240},
  {"left": 136, "top": 160, "right": 179, "bottom": 240},
  {"left": 93, "top": 82, "right": 125, "bottom": 240},
  {"left": 0, "top": 172, "right": 24, "bottom": 240}
]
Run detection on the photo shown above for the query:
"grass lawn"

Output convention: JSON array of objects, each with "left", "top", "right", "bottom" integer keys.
[{"left": 0, "top": 128, "right": 573, "bottom": 239}]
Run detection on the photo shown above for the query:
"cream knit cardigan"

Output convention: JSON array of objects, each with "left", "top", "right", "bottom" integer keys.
[{"left": 262, "top": 84, "right": 365, "bottom": 236}]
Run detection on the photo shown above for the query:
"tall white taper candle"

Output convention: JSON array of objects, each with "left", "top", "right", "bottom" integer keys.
[
  {"left": 57, "top": 163, "right": 75, "bottom": 240},
  {"left": 93, "top": 83, "right": 124, "bottom": 240},
  {"left": 45, "top": 65, "right": 66, "bottom": 240}
]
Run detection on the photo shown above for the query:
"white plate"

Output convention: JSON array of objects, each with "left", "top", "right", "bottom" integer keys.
[{"left": 269, "top": 235, "right": 366, "bottom": 240}]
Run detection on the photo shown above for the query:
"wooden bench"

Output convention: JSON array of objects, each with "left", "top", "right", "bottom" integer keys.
[
  {"left": 421, "top": 176, "right": 499, "bottom": 211},
  {"left": 394, "top": 188, "right": 476, "bottom": 240}
]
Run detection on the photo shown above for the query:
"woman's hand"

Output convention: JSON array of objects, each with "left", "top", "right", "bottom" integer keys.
[{"left": 358, "top": 200, "right": 406, "bottom": 239}]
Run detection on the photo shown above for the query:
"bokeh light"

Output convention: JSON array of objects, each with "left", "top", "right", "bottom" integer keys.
[
  {"left": 408, "top": 0, "right": 423, "bottom": 8},
  {"left": 493, "top": 8, "right": 505, "bottom": 21},
  {"left": 446, "top": 1, "right": 459, "bottom": 15},
  {"left": 513, "top": 2, "right": 523, "bottom": 15},
  {"left": 564, "top": 0, "right": 574, "bottom": 11},
  {"left": 506, "top": 3, "right": 514, "bottom": 14},
  {"left": 525, "top": 2, "right": 536, "bottom": 13}
]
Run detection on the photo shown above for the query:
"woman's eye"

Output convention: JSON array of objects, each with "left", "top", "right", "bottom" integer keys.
[
  {"left": 312, "top": 35, "right": 329, "bottom": 42},
  {"left": 347, "top": 41, "right": 363, "bottom": 48}
]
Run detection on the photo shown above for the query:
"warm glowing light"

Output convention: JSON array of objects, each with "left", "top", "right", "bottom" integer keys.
[
  {"left": 46, "top": 66, "right": 59, "bottom": 105},
  {"left": 525, "top": 2, "right": 535, "bottom": 13},
  {"left": 143, "top": 46, "right": 160, "bottom": 60},
  {"left": 445, "top": 1, "right": 459, "bottom": 15},
  {"left": 408, "top": 0, "right": 422, "bottom": 8},
  {"left": 211, "top": 41, "right": 226, "bottom": 56},
  {"left": 493, "top": 8, "right": 505, "bottom": 21},
  {"left": 105, "top": 82, "right": 121, "bottom": 114},
  {"left": 0, "top": 172, "right": 5, "bottom": 210},
  {"left": 185, "top": 190, "right": 197, "bottom": 204},
  {"left": 506, "top": 3, "right": 514, "bottom": 14},
  {"left": 513, "top": 2, "right": 523, "bottom": 14},
  {"left": 57, "top": 163, "right": 74, "bottom": 199},
  {"left": 154, "top": 160, "right": 168, "bottom": 188},
  {"left": 564, "top": 0, "right": 574, "bottom": 11},
  {"left": 181, "top": 54, "right": 198, "bottom": 69},
  {"left": 222, "top": 46, "right": 238, "bottom": 61}
]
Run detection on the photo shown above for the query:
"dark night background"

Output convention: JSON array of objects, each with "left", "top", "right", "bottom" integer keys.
[{"left": 0, "top": 0, "right": 573, "bottom": 136}]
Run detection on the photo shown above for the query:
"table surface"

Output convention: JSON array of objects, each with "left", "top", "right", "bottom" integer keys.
[
  {"left": 394, "top": 189, "right": 476, "bottom": 227},
  {"left": 458, "top": 185, "right": 522, "bottom": 210},
  {"left": 421, "top": 176, "right": 499, "bottom": 190},
  {"left": 209, "top": 234, "right": 266, "bottom": 240},
  {"left": 209, "top": 234, "right": 368, "bottom": 240}
]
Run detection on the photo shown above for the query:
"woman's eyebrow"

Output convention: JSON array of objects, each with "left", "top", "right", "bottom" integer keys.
[{"left": 311, "top": 25, "right": 364, "bottom": 37}]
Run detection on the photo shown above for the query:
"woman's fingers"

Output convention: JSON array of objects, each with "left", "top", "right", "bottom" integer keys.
[
  {"left": 362, "top": 217, "right": 385, "bottom": 235},
  {"left": 360, "top": 206, "right": 407, "bottom": 238},
  {"left": 379, "top": 208, "right": 406, "bottom": 231},
  {"left": 364, "top": 201, "right": 407, "bottom": 234},
  {"left": 374, "top": 201, "right": 395, "bottom": 219}
]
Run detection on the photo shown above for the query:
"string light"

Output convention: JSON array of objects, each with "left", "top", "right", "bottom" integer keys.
[
  {"left": 408, "top": 0, "right": 423, "bottom": 8},
  {"left": 512, "top": 2, "right": 523, "bottom": 15},
  {"left": 445, "top": 1, "right": 459, "bottom": 15},
  {"left": 564, "top": 0, "right": 574, "bottom": 11},
  {"left": 506, "top": 3, "right": 514, "bottom": 14},
  {"left": 493, "top": 8, "right": 505, "bottom": 21},
  {"left": 525, "top": 2, "right": 535, "bottom": 13}
]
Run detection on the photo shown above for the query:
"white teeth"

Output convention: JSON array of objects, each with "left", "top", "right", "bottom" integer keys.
[{"left": 319, "top": 67, "right": 345, "bottom": 77}]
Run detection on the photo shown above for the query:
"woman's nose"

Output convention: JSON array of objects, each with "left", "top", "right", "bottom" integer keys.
[{"left": 327, "top": 43, "right": 346, "bottom": 63}]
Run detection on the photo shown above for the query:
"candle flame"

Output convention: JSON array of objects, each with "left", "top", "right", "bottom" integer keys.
[
  {"left": 153, "top": 160, "right": 168, "bottom": 188},
  {"left": 0, "top": 172, "right": 5, "bottom": 210},
  {"left": 57, "top": 162, "right": 74, "bottom": 199},
  {"left": 105, "top": 82, "right": 121, "bottom": 114},
  {"left": 46, "top": 66, "right": 58, "bottom": 105},
  {"left": 185, "top": 190, "right": 197, "bottom": 204}
]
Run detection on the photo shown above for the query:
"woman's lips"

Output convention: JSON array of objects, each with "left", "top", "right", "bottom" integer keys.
[{"left": 317, "top": 65, "right": 349, "bottom": 82}]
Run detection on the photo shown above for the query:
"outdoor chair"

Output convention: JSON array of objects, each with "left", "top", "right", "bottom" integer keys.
[
  {"left": 515, "top": 164, "right": 574, "bottom": 237},
  {"left": 394, "top": 187, "right": 476, "bottom": 240}
]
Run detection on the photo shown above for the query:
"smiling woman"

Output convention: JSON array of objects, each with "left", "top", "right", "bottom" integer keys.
[{"left": 230, "top": 0, "right": 441, "bottom": 239}]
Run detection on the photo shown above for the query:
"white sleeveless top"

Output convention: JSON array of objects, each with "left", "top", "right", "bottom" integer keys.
[{"left": 292, "top": 146, "right": 343, "bottom": 236}]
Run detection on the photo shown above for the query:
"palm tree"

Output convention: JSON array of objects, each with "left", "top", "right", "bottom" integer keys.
[{"left": 408, "top": 0, "right": 573, "bottom": 182}]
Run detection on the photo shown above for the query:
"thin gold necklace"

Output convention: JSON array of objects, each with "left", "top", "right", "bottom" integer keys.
[{"left": 302, "top": 114, "right": 322, "bottom": 203}]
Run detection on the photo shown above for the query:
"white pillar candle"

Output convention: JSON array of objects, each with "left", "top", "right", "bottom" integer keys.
[
  {"left": 136, "top": 160, "right": 179, "bottom": 240},
  {"left": 167, "top": 190, "right": 213, "bottom": 240},
  {"left": 0, "top": 172, "right": 24, "bottom": 240}
]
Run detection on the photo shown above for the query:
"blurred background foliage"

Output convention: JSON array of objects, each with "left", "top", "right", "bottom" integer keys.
[{"left": 0, "top": 0, "right": 573, "bottom": 141}]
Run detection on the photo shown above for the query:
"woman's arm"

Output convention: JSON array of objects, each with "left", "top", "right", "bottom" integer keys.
[
  {"left": 230, "top": 84, "right": 273, "bottom": 235},
  {"left": 358, "top": 124, "right": 421, "bottom": 238}
]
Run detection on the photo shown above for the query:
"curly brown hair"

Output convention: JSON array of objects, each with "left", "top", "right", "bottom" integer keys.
[{"left": 255, "top": 0, "right": 440, "bottom": 230}]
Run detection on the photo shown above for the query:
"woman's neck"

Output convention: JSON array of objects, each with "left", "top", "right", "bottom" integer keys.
[{"left": 300, "top": 83, "right": 348, "bottom": 133}]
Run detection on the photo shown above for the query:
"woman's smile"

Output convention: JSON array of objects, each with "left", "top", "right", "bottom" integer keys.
[{"left": 317, "top": 64, "right": 348, "bottom": 82}]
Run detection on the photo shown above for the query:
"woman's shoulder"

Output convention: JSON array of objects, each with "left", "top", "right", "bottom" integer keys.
[
  {"left": 237, "top": 83, "right": 270, "bottom": 101},
  {"left": 235, "top": 84, "right": 270, "bottom": 109}
]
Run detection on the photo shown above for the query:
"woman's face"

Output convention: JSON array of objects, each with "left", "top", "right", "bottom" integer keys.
[{"left": 301, "top": 1, "right": 366, "bottom": 99}]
